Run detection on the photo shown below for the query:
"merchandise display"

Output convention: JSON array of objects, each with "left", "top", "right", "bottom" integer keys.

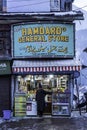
[
  {"left": 14, "top": 74, "right": 71, "bottom": 116},
  {"left": 52, "top": 92, "right": 71, "bottom": 115},
  {"left": 14, "top": 93, "right": 26, "bottom": 117}
]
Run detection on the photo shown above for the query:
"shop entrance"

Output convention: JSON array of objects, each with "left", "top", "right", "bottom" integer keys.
[
  {"left": 14, "top": 74, "right": 71, "bottom": 117},
  {"left": 0, "top": 76, "right": 11, "bottom": 116}
]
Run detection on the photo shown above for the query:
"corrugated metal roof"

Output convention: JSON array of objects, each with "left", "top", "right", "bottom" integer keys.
[{"left": 0, "top": 11, "right": 84, "bottom": 24}]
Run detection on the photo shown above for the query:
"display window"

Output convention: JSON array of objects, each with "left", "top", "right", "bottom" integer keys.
[
  {"left": 16, "top": 74, "right": 70, "bottom": 94},
  {"left": 14, "top": 74, "right": 71, "bottom": 116}
]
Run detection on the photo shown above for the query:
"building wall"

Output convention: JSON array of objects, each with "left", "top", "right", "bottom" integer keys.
[
  {"left": 0, "top": 0, "right": 7, "bottom": 12},
  {"left": 7, "top": 0, "right": 73, "bottom": 12},
  {"left": 0, "top": 23, "right": 11, "bottom": 116},
  {"left": 0, "top": 24, "right": 11, "bottom": 57}
]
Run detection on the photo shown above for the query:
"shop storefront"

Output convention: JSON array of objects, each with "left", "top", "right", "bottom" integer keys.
[
  {"left": 12, "top": 60, "right": 81, "bottom": 117},
  {"left": 0, "top": 61, "right": 11, "bottom": 116},
  {"left": 11, "top": 22, "right": 81, "bottom": 117}
]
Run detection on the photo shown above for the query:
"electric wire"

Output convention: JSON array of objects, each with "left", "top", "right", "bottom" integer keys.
[{"left": 73, "top": 5, "right": 87, "bottom": 11}]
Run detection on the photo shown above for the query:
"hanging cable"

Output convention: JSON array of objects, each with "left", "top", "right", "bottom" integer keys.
[{"left": 73, "top": 5, "right": 87, "bottom": 11}]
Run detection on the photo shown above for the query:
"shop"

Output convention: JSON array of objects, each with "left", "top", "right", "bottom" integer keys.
[
  {"left": 11, "top": 22, "right": 81, "bottom": 117},
  {"left": 0, "top": 60, "right": 11, "bottom": 116},
  {"left": 12, "top": 60, "right": 81, "bottom": 117}
]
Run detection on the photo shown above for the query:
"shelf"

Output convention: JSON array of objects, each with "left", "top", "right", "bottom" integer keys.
[
  {"left": 52, "top": 112, "right": 70, "bottom": 115},
  {"left": 52, "top": 103, "right": 69, "bottom": 105},
  {"left": 52, "top": 92, "right": 71, "bottom": 116},
  {"left": 52, "top": 104, "right": 70, "bottom": 115}
]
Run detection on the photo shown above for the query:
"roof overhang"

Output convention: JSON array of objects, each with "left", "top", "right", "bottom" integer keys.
[
  {"left": 12, "top": 60, "right": 82, "bottom": 74},
  {"left": 0, "top": 11, "right": 84, "bottom": 24}
]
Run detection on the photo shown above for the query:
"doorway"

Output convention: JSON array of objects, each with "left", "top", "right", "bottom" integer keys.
[{"left": 0, "top": 76, "right": 11, "bottom": 116}]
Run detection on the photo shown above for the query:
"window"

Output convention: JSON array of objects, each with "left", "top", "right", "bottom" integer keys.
[
  {"left": 50, "top": 0, "right": 60, "bottom": 11},
  {"left": 0, "top": 26, "right": 11, "bottom": 56}
]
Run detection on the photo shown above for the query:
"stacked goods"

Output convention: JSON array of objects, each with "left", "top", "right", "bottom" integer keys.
[{"left": 14, "top": 93, "right": 26, "bottom": 117}]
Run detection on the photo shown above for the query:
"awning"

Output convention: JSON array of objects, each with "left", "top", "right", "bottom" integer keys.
[{"left": 12, "top": 60, "right": 82, "bottom": 73}]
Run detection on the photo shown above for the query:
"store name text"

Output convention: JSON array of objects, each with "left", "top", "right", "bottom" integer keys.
[{"left": 18, "top": 26, "right": 69, "bottom": 43}]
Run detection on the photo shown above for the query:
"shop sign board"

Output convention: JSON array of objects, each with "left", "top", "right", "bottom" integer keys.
[
  {"left": 12, "top": 23, "right": 75, "bottom": 58},
  {"left": 0, "top": 61, "right": 11, "bottom": 75}
]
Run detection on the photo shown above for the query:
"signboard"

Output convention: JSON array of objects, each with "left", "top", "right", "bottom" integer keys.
[
  {"left": 0, "top": 61, "right": 11, "bottom": 75},
  {"left": 12, "top": 23, "right": 75, "bottom": 58}
]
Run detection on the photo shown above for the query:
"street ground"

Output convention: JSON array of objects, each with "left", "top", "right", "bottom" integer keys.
[{"left": 0, "top": 111, "right": 87, "bottom": 130}]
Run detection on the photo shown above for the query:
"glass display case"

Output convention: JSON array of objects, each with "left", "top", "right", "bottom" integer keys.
[{"left": 52, "top": 92, "right": 71, "bottom": 116}]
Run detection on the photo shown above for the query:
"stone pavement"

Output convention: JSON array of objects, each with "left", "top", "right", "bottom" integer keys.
[{"left": 0, "top": 111, "right": 87, "bottom": 130}]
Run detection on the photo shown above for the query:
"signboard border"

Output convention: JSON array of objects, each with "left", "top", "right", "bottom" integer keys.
[{"left": 12, "top": 22, "right": 75, "bottom": 59}]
